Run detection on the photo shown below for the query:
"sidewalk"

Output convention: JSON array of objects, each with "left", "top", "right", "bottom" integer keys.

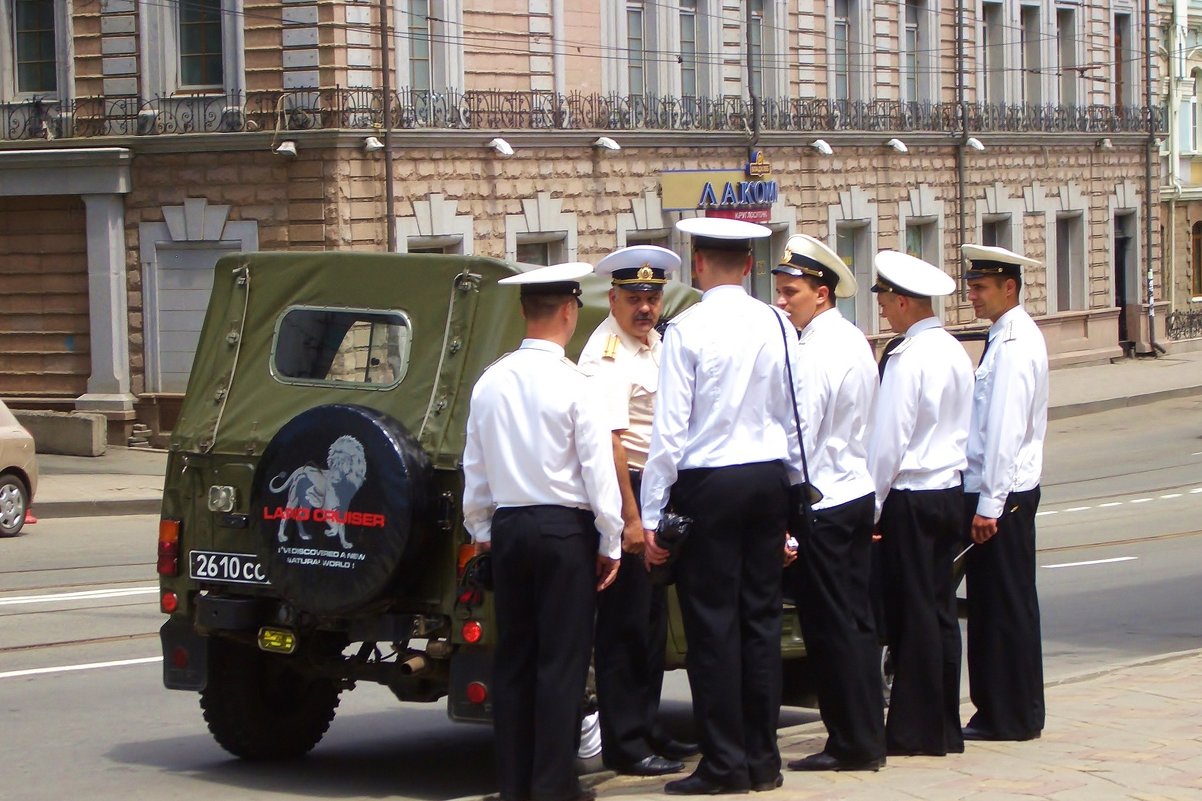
[
  {"left": 588, "top": 649, "right": 1202, "bottom": 801},
  {"left": 26, "top": 348, "right": 1202, "bottom": 519}
]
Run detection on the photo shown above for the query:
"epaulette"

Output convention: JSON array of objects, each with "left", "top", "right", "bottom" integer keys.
[
  {"left": 561, "top": 356, "right": 586, "bottom": 373},
  {"left": 480, "top": 351, "right": 514, "bottom": 373},
  {"left": 602, "top": 333, "right": 620, "bottom": 360},
  {"left": 1002, "top": 320, "right": 1017, "bottom": 342},
  {"left": 664, "top": 304, "right": 700, "bottom": 326},
  {"left": 887, "top": 337, "right": 916, "bottom": 357}
]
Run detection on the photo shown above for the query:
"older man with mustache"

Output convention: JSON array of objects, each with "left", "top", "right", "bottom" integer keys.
[{"left": 577, "top": 245, "right": 697, "bottom": 778}]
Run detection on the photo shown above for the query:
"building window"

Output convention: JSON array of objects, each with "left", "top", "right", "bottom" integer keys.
[
  {"left": 902, "top": 1, "right": 921, "bottom": 104},
  {"left": 627, "top": 2, "right": 647, "bottom": 96},
  {"left": 1193, "top": 221, "right": 1202, "bottom": 297},
  {"left": 13, "top": 0, "right": 56, "bottom": 93},
  {"left": 407, "top": 0, "right": 432, "bottom": 92},
  {"left": 749, "top": 0, "right": 764, "bottom": 97},
  {"left": 1057, "top": 8, "right": 1077, "bottom": 107},
  {"left": 981, "top": 216, "right": 1012, "bottom": 249},
  {"left": 836, "top": 223, "right": 873, "bottom": 330},
  {"left": 833, "top": 0, "right": 851, "bottom": 101},
  {"left": 904, "top": 219, "right": 937, "bottom": 263},
  {"left": 1055, "top": 213, "right": 1085, "bottom": 311},
  {"left": 1192, "top": 68, "right": 1202, "bottom": 153},
  {"left": 1019, "top": 5, "right": 1041, "bottom": 105},
  {"left": 680, "top": 0, "right": 697, "bottom": 97},
  {"left": 178, "top": 0, "right": 223, "bottom": 89},
  {"left": 982, "top": 1, "right": 1004, "bottom": 104},
  {"left": 1114, "top": 13, "right": 1135, "bottom": 109},
  {"left": 516, "top": 237, "right": 568, "bottom": 267}
]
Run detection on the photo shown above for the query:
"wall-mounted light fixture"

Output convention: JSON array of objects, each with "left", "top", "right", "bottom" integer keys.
[
  {"left": 487, "top": 137, "right": 514, "bottom": 156},
  {"left": 885, "top": 138, "right": 908, "bottom": 153},
  {"left": 1097, "top": 137, "right": 1114, "bottom": 150},
  {"left": 273, "top": 140, "right": 298, "bottom": 157},
  {"left": 966, "top": 137, "right": 985, "bottom": 152},
  {"left": 811, "top": 139, "right": 833, "bottom": 156},
  {"left": 363, "top": 135, "right": 385, "bottom": 153},
  {"left": 592, "top": 136, "right": 621, "bottom": 151}
]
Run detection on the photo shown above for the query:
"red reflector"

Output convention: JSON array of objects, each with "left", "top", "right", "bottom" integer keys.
[
  {"left": 160, "top": 592, "right": 178, "bottom": 614},
  {"left": 461, "top": 619, "right": 483, "bottom": 644},
  {"left": 466, "top": 681, "right": 488, "bottom": 704},
  {"left": 171, "top": 646, "right": 189, "bottom": 669}
]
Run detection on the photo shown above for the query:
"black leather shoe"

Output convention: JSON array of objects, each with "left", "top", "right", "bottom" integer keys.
[
  {"left": 750, "top": 773, "right": 783, "bottom": 792},
  {"left": 787, "top": 752, "right": 885, "bottom": 772},
  {"left": 655, "top": 738, "right": 702, "bottom": 760},
  {"left": 616, "top": 755, "right": 685, "bottom": 777},
  {"left": 963, "top": 725, "right": 1041, "bottom": 742},
  {"left": 664, "top": 774, "right": 750, "bottom": 796}
]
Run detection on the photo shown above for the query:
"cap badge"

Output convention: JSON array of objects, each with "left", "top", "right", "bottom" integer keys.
[
  {"left": 781, "top": 246, "right": 793, "bottom": 264},
  {"left": 637, "top": 264, "right": 654, "bottom": 281}
]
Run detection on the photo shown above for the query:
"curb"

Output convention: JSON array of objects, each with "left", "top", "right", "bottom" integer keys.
[
  {"left": 31, "top": 498, "right": 162, "bottom": 519},
  {"left": 1048, "top": 384, "right": 1202, "bottom": 420}
]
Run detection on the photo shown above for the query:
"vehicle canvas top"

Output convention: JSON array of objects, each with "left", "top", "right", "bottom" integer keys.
[{"left": 170, "top": 251, "right": 699, "bottom": 468}]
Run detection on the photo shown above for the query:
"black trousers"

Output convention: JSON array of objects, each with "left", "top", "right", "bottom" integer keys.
[
  {"left": 672, "top": 460, "right": 789, "bottom": 788},
  {"left": 788, "top": 492, "right": 885, "bottom": 762},
  {"left": 879, "top": 486, "right": 965, "bottom": 756},
  {"left": 963, "top": 487, "right": 1045, "bottom": 739},
  {"left": 492, "top": 505, "right": 598, "bottom": 801},
  {"left": 595, "top": 470, "right": 670, "bottom": 767}
]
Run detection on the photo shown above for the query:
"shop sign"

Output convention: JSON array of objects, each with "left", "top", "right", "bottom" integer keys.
[{"left": 660, "top": 149, "right": 778, "bottom": 213}]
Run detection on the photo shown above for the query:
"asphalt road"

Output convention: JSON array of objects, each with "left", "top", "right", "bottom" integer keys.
[{"left": 1, "top": 396, "right": 1199, "bottom": 801}]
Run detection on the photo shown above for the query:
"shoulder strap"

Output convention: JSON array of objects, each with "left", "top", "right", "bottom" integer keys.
[{"left": 774, "top": 310, "right": 820, "bottom": 509}]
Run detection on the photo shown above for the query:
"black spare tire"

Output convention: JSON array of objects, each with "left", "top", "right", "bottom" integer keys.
[{"left": 252, "top": 404, "right": 432, "bottom": 615}]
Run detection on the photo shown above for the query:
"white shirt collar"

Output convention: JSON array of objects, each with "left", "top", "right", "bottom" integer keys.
[
  {"left": 519, "top": 338, "right": 565, "bottom": 357},
  {"left": 989, "top": 305, "right": 1024, "bottom": 339},
  {"left": 701, "top": 284, "right": 748, "bottom": 301},
  {"left": 904, "top": 316, "right": 942, "bottom": 338}
]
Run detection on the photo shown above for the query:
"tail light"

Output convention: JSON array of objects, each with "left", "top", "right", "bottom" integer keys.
[
  {"left": 160, "top": 591, "right": 179, "bottom": 613},
  {"left": 158, "top": 519, "right": 181, "bottom": 577},
  {"left": 456, "top": 543, "right": 477, "bottom": 578},
  {"left": 461, "top": 619, "right": 483, "bottom": 644},
  {"left": 466, "top": 681, "right": 488, "bottom": 704}
]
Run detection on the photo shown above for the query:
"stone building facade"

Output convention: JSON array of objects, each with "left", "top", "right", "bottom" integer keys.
[{"left": 0, "top": 0, "right": 1168, "bottom": 442}]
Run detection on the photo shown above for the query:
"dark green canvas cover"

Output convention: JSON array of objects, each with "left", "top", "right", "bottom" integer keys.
[{"left": 170, "top": 251, "right": 699, "bottom": 469}]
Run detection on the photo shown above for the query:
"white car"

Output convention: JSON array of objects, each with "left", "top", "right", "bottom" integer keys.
[{"left": 0, "top": 399, "right": 37, "bottom": 536}]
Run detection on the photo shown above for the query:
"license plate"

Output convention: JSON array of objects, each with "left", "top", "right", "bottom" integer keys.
[{"left": 189, "top": 550, "right": 269, "bottom": 585}]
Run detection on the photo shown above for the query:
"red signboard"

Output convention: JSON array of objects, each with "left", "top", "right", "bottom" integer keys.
[{"left": 706, "top": 207, "right": 772, "bottom": 224}]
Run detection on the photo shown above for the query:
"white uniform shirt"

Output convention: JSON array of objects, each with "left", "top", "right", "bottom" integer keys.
[
  {"left": 640, "top": 285, "right": 803, "bottom": 530},
  {"left": 964, "top": 305, "right": 1049, "bottom": 519},
  {"left": 577, "top": 314, "right": 660, "bottom": 471},
  {"left": 462, "top": 338, "right": 624, "bottom": 558},
  {"left": 795, "top": 308, "right": 878, "bottom": 510},
  {"left": 868, "top": 316, "right": 974, "bottom": 521}
]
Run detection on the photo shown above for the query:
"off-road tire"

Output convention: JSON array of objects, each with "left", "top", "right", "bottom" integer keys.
[
  {"left": 200, "top": 636, "right": 342, "bottom": 760},
  {"left": 0, "top": 472, "right": 29, "bottom": 537}
]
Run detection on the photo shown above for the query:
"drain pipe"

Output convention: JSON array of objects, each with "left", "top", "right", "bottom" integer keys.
[
  {"left": 1144, "top": 0, "right": 1165, "bottom": 354},
  {"left": 379, "top": 0, "right": 397, "bottom": 252},
  {"left": 955, "top": 0, "right": 967, "bottom": 269}
]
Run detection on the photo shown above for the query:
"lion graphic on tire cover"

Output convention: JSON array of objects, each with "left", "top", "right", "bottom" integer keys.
[{"left": 269, "top": 435, "right": 368, "bottom": 550}]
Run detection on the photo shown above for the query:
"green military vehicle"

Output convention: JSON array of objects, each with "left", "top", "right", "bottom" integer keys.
[{"left": 156, "top": 251, "right": 814, "bottom": 761}]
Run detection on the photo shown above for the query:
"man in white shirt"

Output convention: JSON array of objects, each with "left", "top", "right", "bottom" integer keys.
[
  {"left": 960, "top": 244, "right": 1049, "bottom": 743},
  {"left": 867, "top": 251, "right": 973, "bottom": 758},
  {"left": 462, "top": 262, "right": 623, "bottom": 801},
  {"left": 773, "top": 235, "right": 886, "bottom": 773},
  {"left": 641, "top": 217, "right": 802, "bottom": 796},
  {"left": 577, "top": 245, "right": 692, "bottom": 777}
]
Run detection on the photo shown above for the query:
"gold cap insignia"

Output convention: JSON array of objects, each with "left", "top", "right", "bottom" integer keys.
[
  {"left": 637, "top": 264, "right": 654, "bottom": 280},
  {"left": 780, "top": 246, "right": 793, "bottom": 265}
]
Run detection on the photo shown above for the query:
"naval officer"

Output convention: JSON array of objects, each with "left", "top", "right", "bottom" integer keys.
[
  {"left": 463, "top": 262, "right": 623, "bottom": 801},
  {"left": 772, "top": 234, "right": 886, "bottom": 773},
  {"left": 577, "top": 245, "right": 693, "bottom": 777},
  {"left": 866, "top": 251, "right": 973, "bottom": 757},
  {"left": 960, "top": 244, "right": 1049, "bottom": 742},
  {"left": 641, "top": 217, "right": 802, "bottom": 796}
]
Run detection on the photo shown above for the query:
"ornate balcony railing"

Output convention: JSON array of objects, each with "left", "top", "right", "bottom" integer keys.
[
  {"left": 1166, "top": 308, "right": 1202, "bottom": 340},
  {"left": 0, "top": 90, "right": 1168, "bottom": 142}
]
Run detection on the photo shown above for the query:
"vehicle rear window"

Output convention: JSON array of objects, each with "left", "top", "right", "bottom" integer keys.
[{"left": 272, "top": 307, "right": 411, "bottom": 388}]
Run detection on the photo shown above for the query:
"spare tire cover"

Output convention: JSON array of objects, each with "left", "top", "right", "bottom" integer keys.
[{"left": 252, "top": 404, "right": 432, "bottom": 615}]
